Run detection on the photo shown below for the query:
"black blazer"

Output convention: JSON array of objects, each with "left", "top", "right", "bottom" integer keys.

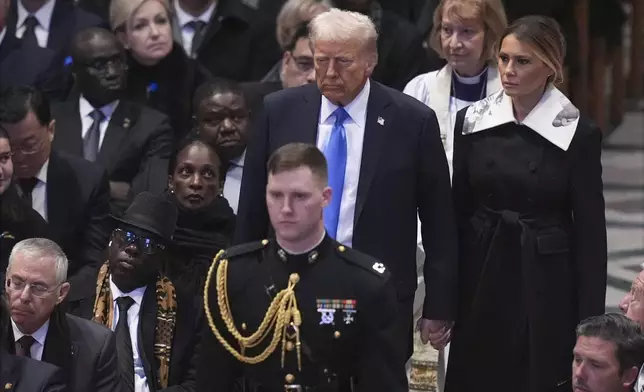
[
  {"left": 51, "top": 99, "right": 174, "bottom": 212},
  {"left": 45, "top": 150, "right": 112, "bottom": 282},
  {"left": 0, "top": 349, "right": 66, "bottom": 392},
  {"left": 176, "top": 0, "right": 281, "bottom": 82},
  {"left": 4, "top": 309, "right": 119, "bottom": 392},
  {"left": 66, "top": 271, "right": 203, "bottom": 392},
  {"left": 235, "top": 81, "right": 458, "bottom": 319}
]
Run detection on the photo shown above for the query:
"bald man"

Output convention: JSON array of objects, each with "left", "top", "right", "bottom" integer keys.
[{"left": 51, "top": 28, "right": 173, "bottom": 215}]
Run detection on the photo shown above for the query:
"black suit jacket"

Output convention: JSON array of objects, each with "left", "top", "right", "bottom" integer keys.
[
  {"left": 235, "top": 81, "right": 458, "bottom": 319},
  {"left": 0, "top": 349, "right": 67, "bottom": 392},
  {"left": 45, "top": 150, "right": 111, "bottom": 281},
  {"left": 66, "top": 270, "right": 203, "bottom": 392},
  {"left": 174, "top": 0, "right": 281, "bottom": 82},
  {"left": 0, "top": 35, "right": 65, "bottom": 99},
  {"left": 4, "top": 309, "right": 119, "bottom": 392},
  {"left": 51, "top": 99, "right": 174, "bottom": 213}
]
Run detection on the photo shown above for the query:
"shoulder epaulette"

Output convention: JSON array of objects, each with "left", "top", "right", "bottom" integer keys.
[
  {"left": 334, "top": 245, "right": 390, "bottom": 279},
  {"left": 223, "top": 239, "right": 270, "bottom": 259}
]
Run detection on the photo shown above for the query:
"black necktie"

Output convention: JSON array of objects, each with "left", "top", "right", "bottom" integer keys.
[
  {"left": 16, "top": 335, "right": 36, "bottom": 358},
  {"left": 187, "top": 20, "right": 206, "bottom": 57},
  {"left": 115, "top": 296, "right": 136, "bottom": 392},
  {"left": 22, "top": 15, "right": 39, "bottom": 48},
  {"left": 19, "top": 177, "right": 39, "bottom": 207},
  {"left": 83, "top": 109, "right": 105, "bottom": 162}
]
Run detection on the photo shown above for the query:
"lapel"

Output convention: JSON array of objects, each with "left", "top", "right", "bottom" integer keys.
[
  {"left": 138, "top": 283, "right": 158, "bottom": 389},
  {"left": 54, "top": 101, "right": 83, "bottom": 156},
  {"left": 300, "top": 86, "right": 323, "bottom": 145},
  {"left": 45, "top": 151, "right": 73, "bottom": 237},
  {"left": 98, "top": 101, "right": 138, "bottom": 169},
  {"left": 0, "top": 349, "right": 21, "bottom": 391},
  {"left": 47, "top": 0, "right": 74, "bottom": 53},
  {"left": 198, "top": 0, "right": 249, "bottom": 55},
  {"left": 41, "top": 309, "right": 75, "bottom": 383},
  {"left": 354, "top": 82, "right": 392, "bottom": 225},
  {"left": 428, "top": 65, "right": 452, "bottom": 134}
]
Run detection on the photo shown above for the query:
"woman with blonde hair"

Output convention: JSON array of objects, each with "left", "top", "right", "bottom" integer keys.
[
  {"left": 404, "top": 0, "right": 507, "bottom": 176},
  {"left": 445, "top": 15, "right": 606, "bottom": 392}
]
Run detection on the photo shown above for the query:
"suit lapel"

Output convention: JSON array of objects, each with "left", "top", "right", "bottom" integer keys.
[
  {"left": 300, "top": 86, "right": 322, "bottom": 144},
  {"left": 138, "top": 284, "right": 157, "bottom": 390},
  {"left": 45, "top": 151, "right": 72, "bottom": 239},
  {"left": 354, "top": 82, "right": 391, "bottom": 225},
  {"left": 0, "top": 349, "right": 21, "bottom": 390},
  {"left": 47, "top": 0, "right": 73, "bottom": 53},
  {"left": 54, "top": 102, "right": 83, "bottom": 156},
  {"left": 42, "top": 309, "right": 74, "bottom": 383},
  {"left": 98, "top": 101, "right": 137, "bottom": 169}
]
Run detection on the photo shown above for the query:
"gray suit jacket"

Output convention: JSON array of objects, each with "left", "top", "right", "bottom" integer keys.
[
  {"left": 7, "top": 310, "right": 119, "bottom": 392},
  {"left": 0, "top": 349, "right": 67, "bottom": 392}
]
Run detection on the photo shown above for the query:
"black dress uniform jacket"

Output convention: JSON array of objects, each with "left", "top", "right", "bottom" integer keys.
[
  {"left": 444, "top": 87, "right": 607, "bottom": 392},
  {"left": 197, "top": 236, "right": 408, "bottom": 392},
  {"left": 0, "top": 349, "right": 67, "bottom": 392}
]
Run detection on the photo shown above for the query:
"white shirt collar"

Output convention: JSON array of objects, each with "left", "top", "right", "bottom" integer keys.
[
  {"left": 174, "top": 1, "right": 216, "bottom": 28},
  {"left": 109, "top": 276, "right": 147, "bottom": 307},
  {"left": 35, "top": 158, "right": 49, "bottom": 185},
  {"left": 17, "top": 0, "right": 56, "bottom": 32},
  {"left": 319, "top": 79, "right": 370, "bottom": 130},
  {"left": 462, "top": 84, "right": 579, "bottom": 151},
  {"left": 79, "top": 96, "right": 119, "bottom": 122},
  {"left": 11, "top": 317, "right": 50, "bottom": 347},
  {"left": 0, "top": 28, "right": 6, "bottom": 46},
  {"left": 230, "top": 149, "right": 245, "bottom": 168}
]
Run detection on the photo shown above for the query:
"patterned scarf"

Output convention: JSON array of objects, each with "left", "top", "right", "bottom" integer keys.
[{"left": 92, "top": 262, "right": 177, "bottom": 389}]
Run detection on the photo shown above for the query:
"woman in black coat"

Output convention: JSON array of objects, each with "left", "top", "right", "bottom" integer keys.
[
  {"left": 0, "top": 128, "right": 50, "bottom": 293},
  {"left": 164, "top": 133, "right": 236, "bottom": 298},
  {"left": 444, "top": 16, "right": 607, "bottom": 392}
]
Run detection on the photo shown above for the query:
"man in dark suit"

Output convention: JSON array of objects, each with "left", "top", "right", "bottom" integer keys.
[
  {"left": 171, "top": 0, "right": 281, "bottom": 82},
  {"left": 67, "top": 192, "right": 202, "bottom": 392},
  {"left": 51, "top": 28, "right": 174, "bottom": 215},
  {"left": 236, "top": 8, "right": 457, "bottom": 360},
  {"left": 0, "top": 86, "right": 112, "bottom": 285},
  {"left": 4, "top": 238, "right": 119, "bottom": 392},
  {"left": 0, "top": 296, "right": 67, "bottom": 392}
]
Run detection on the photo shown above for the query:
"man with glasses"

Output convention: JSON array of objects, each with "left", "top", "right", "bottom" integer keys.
[
  {"left": 4, "top": 237, "right": 119, "bottom": 392},
  {"left": 0, "top": 85, "right": 111, "bottom": 287},
  {"left": 51, "top": 28, "right": 174, "bottom": 216},
  {"left": 66, "top": 192, "right": 203, "bottom": 392}
]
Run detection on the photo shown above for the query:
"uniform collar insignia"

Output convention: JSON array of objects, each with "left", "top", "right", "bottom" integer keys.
[
  {"left": 463, "top": 85, "right": 580, "bottom": 151},
  {"left": 276, "top": 248, "right": 320, "bottom": 265}
]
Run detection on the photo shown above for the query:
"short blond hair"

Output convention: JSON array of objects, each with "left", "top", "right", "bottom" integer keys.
[
  {"left": 429, "top": 0, "right": 507, "bottom": 62},
  {"left": 309, "top": 8, "right": 378, "bottom": 62},
  {"left": 276, "top": 0, "right": 331, "bottom": 51},
  {"left": 109, "top": 0, "right": 171, "bottom": 32}
]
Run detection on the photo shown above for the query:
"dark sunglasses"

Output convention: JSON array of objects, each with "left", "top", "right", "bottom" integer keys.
[{"left": 113, "top": 228, "right": 166, "bottom": 255}]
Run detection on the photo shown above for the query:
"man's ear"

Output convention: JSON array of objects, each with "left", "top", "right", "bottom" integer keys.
[
  {"left": 322, "top": 186, "right": 332, "bottom": 208},
  {"left": 621, "top": 365, "right": 640, "bottom": 388},
  {"left": 56, "top": 282, "right": 71, "bottom": 305},
  {"left": 167, "top": 175, "right": 174, "bottom": 192},
  {"left": 47, "top": 119, "right": 56, "bottom": 142}
]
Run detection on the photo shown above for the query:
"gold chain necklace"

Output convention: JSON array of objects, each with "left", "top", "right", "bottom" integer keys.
[{"left": 203, "top": 250, "right": 303, "bottom": 370}]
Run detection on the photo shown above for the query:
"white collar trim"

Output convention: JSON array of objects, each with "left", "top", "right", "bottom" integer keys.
[{"left": 462, "top": 85, "right": 580, "bottom": 151}]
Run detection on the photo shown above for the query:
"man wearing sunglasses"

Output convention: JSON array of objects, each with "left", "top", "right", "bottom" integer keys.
[{"left": 66, "top": 191, "right": 203, "bottom": 392}]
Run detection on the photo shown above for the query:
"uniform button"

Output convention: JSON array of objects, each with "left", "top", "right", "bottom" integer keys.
[
  {"left": 528, "top": 162, "right": 538, "bottom": 172},
  {"left": 338, "top": 245, "right": 346, "bottom": 252},
  {"left": 241, "top": 323, "right": 247, "bottom": 331},
  {"left": 334, "top": 331, "right": 341, "bottom": 339},
  {"left": 286, "top": 341, "right": 295, "bottom": 351},
  {"left": 285, "top": 374, "right": 295, "bottom": 384}
]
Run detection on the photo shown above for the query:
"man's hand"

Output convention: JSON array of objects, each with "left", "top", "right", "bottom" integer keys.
[
  {"left": 417, "top": 318, "right": 453, "bottom": 350},
  {"left": 109, "top": 181, "right": 131, "bottom": 201}
]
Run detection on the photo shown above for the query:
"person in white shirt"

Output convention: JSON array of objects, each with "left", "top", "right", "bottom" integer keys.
[
  {"left": 573, "top": 314, "right": 644, "bottom": 392},
  {"left": 172, "top": 0, "right": 216, "bottom": 58},
  {"left": 193, "top": 78, "right": 250, "bottom": 214},
  {"left": 619, "top": 269, "right": 644, "bottom": 391}
]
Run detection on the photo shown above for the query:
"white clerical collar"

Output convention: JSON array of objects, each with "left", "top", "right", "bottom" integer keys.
[
  {"left": 17, "top": 0, "right": 56, "bottom": 33},
  {"left": 11, "top": 318, "right": 50, "bottom": 348},
  {"left": 462, "top": 84, "right": 579, "bottom": 151}
]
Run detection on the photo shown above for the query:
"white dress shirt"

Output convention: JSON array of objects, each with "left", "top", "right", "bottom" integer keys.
[
  {"left": 79, "top": 96, "right": 120, "bottom": 150},
  {"left": 15, "top": 0, "right": 56, "bottom": 48},
  {"left": 11, "top": 318, "right": 50, "bottom": 361},
  {"left": 174, "top": 1, "right": 216, "bottom": 56},
  {"left": 109, "top": 277, "right": 149, "bottom": 392},
  {"left": 29, "top": 158, "right": 49, "bottom": 221},
  {"left": 316, "top": 79, "right": 370, "bottom": 247},
  {"left": 223, "top": 150, "right": 245, "bottom": 214}
]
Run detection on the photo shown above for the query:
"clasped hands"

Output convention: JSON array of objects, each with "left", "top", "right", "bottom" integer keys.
[{"left": 417, "top": 318, "right": 453, "bottom": 350}]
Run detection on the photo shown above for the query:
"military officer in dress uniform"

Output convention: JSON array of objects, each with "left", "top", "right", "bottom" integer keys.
[{"left": 196, "top": 142, "right": 408, "bottom": 392}]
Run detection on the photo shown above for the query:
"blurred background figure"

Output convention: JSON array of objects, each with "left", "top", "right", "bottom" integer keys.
[{"left": 165, "top": 133, "right": 235, "bottom": 298}]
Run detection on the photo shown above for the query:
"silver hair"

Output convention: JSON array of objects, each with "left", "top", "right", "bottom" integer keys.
[
  {"left": 309, "top": 8, "right": 379, "bottom": 63},
  {"left": 7, "top": 238, "right": 68, "bottom": 285},
  {"left": 276, "top": 0, "right": 332, "bottom": 50}
]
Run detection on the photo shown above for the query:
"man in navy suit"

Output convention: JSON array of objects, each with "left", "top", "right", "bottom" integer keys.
[{"left": 235, "top": 8, "right": 457, "bottom": 359}]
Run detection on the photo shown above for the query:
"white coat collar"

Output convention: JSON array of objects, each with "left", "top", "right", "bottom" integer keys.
[{"left": 462, "top": 84, "right": 580, "bottom": 151}]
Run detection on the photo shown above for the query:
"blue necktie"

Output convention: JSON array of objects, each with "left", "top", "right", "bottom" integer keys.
[{"left": 323, "top": 107, "right": 349, "bottom": 239}]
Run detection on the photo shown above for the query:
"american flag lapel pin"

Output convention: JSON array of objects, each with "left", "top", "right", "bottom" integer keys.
[{"left": 377, "top": 117, "right": 385, "bottom": 126}]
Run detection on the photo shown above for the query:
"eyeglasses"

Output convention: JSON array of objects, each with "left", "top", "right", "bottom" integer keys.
[
  {"left": 113, "top": 228, "right": 166, "bottom": 255},
  {"left": 13, "top": 137, "right": 45, "bottom": 155},
  {"left": 6, "top": 278, "right": 61, "bottom": 298}
]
